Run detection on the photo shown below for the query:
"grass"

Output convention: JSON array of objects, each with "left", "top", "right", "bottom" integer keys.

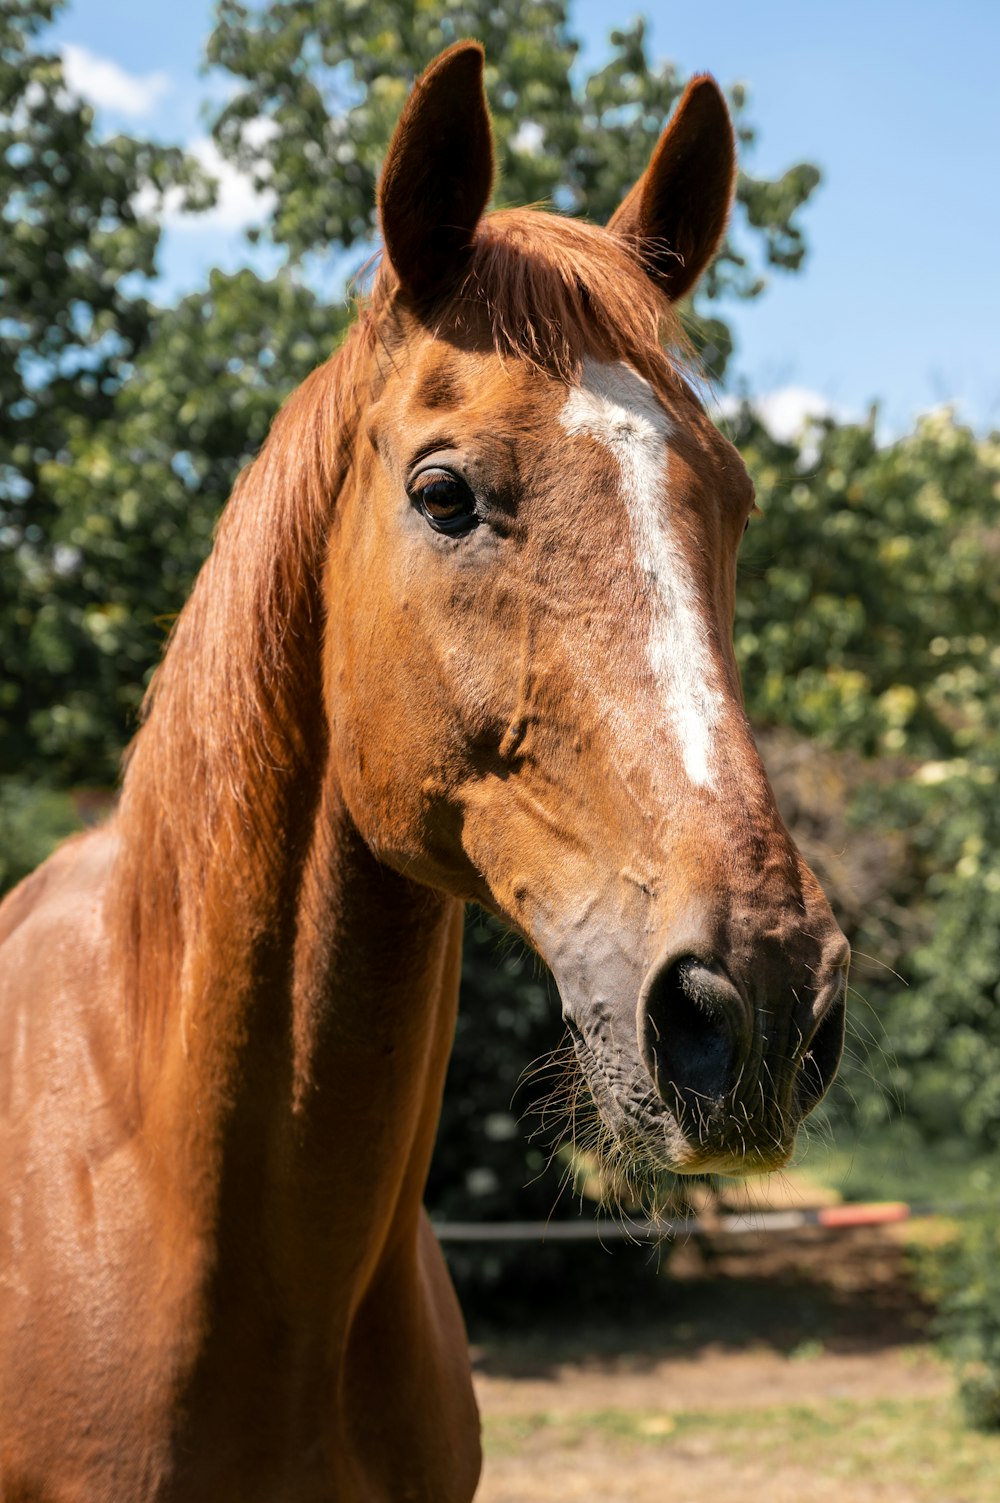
[{"left": 483, "top": 1395, "right": 1000, "bottom": 1499}]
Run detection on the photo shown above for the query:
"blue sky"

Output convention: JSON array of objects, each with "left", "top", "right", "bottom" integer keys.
[{"left": 47, "top": 0, "right": 1000, "bottom": 436}]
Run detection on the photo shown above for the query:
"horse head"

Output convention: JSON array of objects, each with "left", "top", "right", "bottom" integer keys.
[{"left": 327, "top": 43, "right": 849, "bottom": 1182}]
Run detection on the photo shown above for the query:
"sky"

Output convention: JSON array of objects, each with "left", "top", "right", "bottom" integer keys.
[{"left": 46, "top": 0, "right": 1000, "bottom": 438}]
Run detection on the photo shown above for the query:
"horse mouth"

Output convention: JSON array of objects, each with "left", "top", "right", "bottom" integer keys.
[{"left": 564, "top": 1015, "right": 797, "bottom": 1182}]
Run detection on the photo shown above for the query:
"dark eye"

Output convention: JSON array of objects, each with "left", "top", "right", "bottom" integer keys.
[{"left": 410, "top": 469, "right": 478, "bottom": 535}]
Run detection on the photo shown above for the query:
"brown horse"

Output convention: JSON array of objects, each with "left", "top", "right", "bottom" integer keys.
[{"left": 0, "top": 42, "right": 849, "bottom": 1503}]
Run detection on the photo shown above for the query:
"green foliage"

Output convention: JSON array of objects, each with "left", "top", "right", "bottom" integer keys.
[
  {"left": 876, "top": 746, "right": 1000, "bottom": 1152},
  {"left": 863, "top": 718, "right": 1000, "bottom": 1421},
  {"left": 733, "top": 409, "right": 1000, "bottom": 761},
  {"left": 0, "top": 776, "right": 79, "bottom": 892},
  {"left": 37, "top": 268, "right": 349, "bottom": 781},
  {"left": 932, "top": 1207, "right": 1000, "bottom": 1430},
  {"left": 0, "top": 0, "right": 211, "bottom": 779}
]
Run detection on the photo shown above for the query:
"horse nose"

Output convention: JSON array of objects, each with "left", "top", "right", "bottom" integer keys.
[{"left": 638, "top": 955, "right": 749, "bottom": 1111}]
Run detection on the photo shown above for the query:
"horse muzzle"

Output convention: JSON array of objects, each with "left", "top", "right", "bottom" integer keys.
[{"left": 557, "top": 922, "right": 850, "bottom": 1176}]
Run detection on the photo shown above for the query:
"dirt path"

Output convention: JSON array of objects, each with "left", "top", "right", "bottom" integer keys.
[
  {"left": 467, "top": 1222, "right": 984, "bottom": 1503},
  {"left": 476, "top": 1438, "right": 949, "bottom": 1503},
  {"left": 475, "top": 1342, "right": 948, "bottom": 1419}
]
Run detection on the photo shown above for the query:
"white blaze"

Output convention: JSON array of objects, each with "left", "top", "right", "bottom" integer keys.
[{"left": 559, "top": 360, "right": 723, "bottom": 788}]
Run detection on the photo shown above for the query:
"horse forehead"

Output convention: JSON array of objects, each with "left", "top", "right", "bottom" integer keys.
[
  {"left": 559, "top": 359, "right": 672, "bottom": 451},
  {"left": 403, "top": 344, "right": 475, "bottom": 413},
  {"left": 398, "top": 343, "right": 550, "bottom": 420}
]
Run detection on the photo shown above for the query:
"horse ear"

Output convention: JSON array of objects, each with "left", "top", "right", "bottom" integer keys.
[
  {"left": 607, "top": 75, "right": 736, "bottom": 303},
  {"left": 378, "top": 42, "right": 494, "bottom": 301}
]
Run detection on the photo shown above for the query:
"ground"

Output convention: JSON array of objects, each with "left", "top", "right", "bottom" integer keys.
[{"left": 467, "top": 1177, "right": 1000, "bottom": 1502}]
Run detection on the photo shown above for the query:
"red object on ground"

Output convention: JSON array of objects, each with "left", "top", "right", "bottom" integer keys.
[{"left": 817, "top": 1203, "right": 912, "bottom": 1228}]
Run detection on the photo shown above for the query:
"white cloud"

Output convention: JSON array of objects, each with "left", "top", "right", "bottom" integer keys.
[
  {"left": 511, "top": 121, "right": 545, "bottom": 156},
  {"left": 710, "top": 385, "right": 859, "bottom": 466},
  {"left": 712, "top": 386, "right": 851, "bottom": 439},
  {"left": 158, "top": 131, "right": 277, "bottom": 234},
  {"left": 710, "top": 392, "right": 742, "bottom": 426},
  {"left": 753, "top": 386, "right": 842, "bottom": 445},
  {"left": 240, "top": 117, "right": 279, "bottom": 155},
  {"left": 61, "top": 43, "right": 171, "bottom": 118}
]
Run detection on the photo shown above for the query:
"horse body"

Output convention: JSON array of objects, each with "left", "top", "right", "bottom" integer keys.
[
  {"left": 1, "top": 814, "right": 477, "bottom": 1500},
  {"left": 1, "top": 43, "right": 849, "bottom": 1501}
]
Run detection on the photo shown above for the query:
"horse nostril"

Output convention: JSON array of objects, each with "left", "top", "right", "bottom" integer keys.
[
  {"left": 639, "top": 955, "right": 744, "bottom": 1110},
  {"left": 795, "top": 981, "right": 847, "bottom": 1116}
]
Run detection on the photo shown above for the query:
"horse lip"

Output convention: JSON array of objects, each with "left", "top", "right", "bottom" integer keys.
[{"left": 564, "top": 1009, "right": 798, "bottom": 1176}]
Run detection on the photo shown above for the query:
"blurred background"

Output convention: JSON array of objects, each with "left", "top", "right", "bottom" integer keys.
[{"left": 2, "top": 2, "right": 998, "bottom": 1497}]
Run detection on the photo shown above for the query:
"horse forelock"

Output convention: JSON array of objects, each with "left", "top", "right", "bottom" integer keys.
[{"left": 379, "top": 206, "right": 694, "bottom": 392}]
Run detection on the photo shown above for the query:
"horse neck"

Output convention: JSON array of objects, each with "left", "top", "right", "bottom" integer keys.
[
  {"left": 119, "top": 709, "right": 464, "bottom": 1310},
  {"left": 284, "top": 777, "right": 465, "bottom": 1273}
]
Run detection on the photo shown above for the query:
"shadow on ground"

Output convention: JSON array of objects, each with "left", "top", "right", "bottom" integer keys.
[{"left": 465, "top": 1224, "right": 931, "bottom": 1378}]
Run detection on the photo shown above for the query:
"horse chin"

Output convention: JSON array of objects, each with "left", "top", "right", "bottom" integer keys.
[{"left": 565, "top": 1018, "right": 796, "bottom": 1190}]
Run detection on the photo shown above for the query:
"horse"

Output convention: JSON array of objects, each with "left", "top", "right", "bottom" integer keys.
[{"left": 0, "top": 41, "right": 850, "bottom": 1503}]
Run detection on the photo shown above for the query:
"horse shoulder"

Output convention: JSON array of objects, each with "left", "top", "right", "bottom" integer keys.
[
  {"left": 0, "top": 822, "right": 174, "bottom": 1494},
  {"left": 0, "top": 825, "right": 123, "bottom": 1084}
]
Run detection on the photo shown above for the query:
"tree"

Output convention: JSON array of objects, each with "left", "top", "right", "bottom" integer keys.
[
  {"left": 208, "top": 1, "right": 820, "bottom": 372},
  {"left": 0, "top": 0, "right": 211, "bottom": 781},
  {"left": 44, "top": 268, "right": 348, "bottom": 783},
  {"left": 730, "top": 407, "right": 1000, "bottom": 763}
]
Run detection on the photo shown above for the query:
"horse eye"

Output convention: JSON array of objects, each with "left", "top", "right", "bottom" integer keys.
[{"left": 411, "top": 470, "right": 478, "bottom": 534}]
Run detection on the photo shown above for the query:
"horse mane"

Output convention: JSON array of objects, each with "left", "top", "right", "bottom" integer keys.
[{"left": 111, "top": 207, "right": 692, "bottom": 1067}]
